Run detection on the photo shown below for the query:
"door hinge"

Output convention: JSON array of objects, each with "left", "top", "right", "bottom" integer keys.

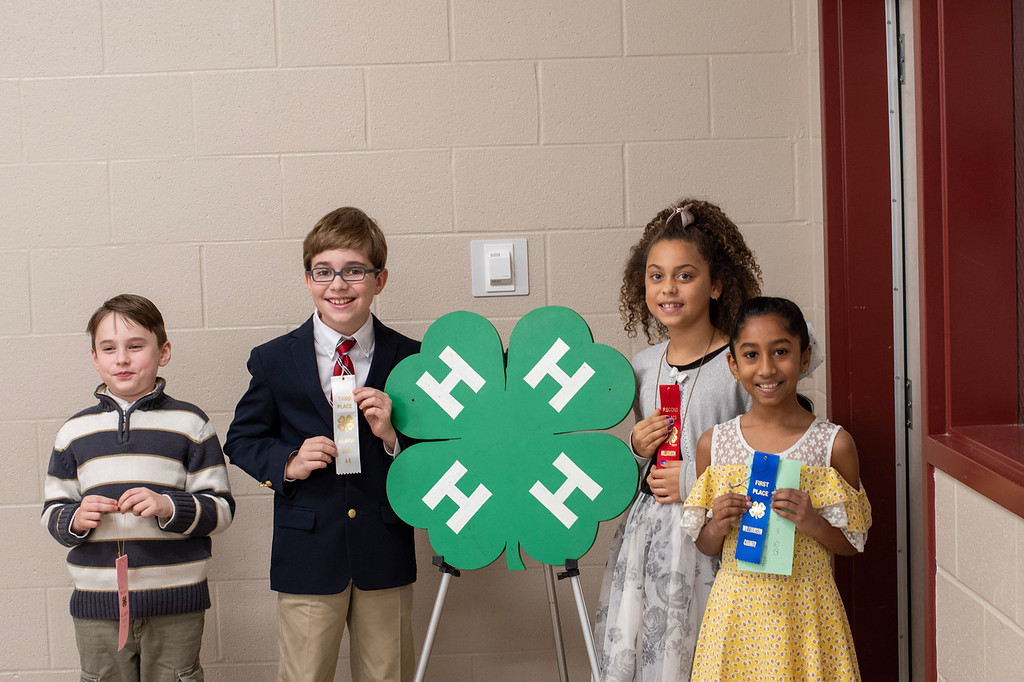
[
  {"left": 904, "top": 378, "right": 913, "bottom": 429},
  {"left": 897, "top": 33, "right": 906, "bottom": 85}
]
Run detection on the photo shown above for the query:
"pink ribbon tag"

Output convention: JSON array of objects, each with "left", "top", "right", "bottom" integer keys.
[{"left": 115, "top": 553, "right": 129, "bottom": 651}]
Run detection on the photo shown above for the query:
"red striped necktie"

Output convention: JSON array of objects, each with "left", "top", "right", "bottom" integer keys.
[{"left": 334, "top": 338, "right": 356, "bottom": 376}]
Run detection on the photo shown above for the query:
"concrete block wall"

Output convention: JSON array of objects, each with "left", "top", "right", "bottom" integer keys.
[
  {"left": 933, "top": 471, "right": 1024, "bottom": 682},
  {"left": 0, "top": 1, "right": 824, "bottom": 679}
]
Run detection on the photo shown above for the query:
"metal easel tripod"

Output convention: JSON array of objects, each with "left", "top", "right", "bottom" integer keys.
[{"left": 413, "top": 556, "right": 602, "bottom": 682}]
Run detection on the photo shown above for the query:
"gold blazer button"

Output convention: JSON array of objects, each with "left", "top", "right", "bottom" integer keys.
[
  {"left": 259, "top": 480, "right": 273, "bottom": 488},
  {"left": 347, "top": 509, "right": 357, "bottom": 519}
]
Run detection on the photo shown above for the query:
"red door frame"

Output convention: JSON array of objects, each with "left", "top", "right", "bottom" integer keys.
[
  {"left": 818, "top": 2, "right": 901, "bottom": 679},
  {"left": 915, "top": 1, "right": 1019, "bottom": 681},
  {"left": 822, "top": 1, "right": 1022, "bottom": 680}
]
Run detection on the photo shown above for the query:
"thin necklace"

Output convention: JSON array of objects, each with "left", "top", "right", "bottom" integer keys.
[{"left": 656, "top": 331, "right": 716, "bottom": 442}]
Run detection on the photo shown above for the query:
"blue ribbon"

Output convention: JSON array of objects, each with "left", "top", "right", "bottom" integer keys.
[{"left": 734, "top": 451, "right": 780, "bottom": 564}]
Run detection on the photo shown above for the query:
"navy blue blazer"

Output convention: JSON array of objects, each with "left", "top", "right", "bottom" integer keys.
[{"left": 224, "top": 315, "right": 420, "bottom": 594}]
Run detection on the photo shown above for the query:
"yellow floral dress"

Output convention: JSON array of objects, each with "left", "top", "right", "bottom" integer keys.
[{"left": 681, "top": 416, "right": 871, "bottom": 682}]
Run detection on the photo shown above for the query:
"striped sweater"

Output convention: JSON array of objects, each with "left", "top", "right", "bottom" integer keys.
[{"left": 41, "top": 378, "right": 235, "bottom": 620}]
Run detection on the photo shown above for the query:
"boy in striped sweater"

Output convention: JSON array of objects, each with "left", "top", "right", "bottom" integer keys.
[{"left": 42, "top": 294, "right": 234, "bottom": 681}]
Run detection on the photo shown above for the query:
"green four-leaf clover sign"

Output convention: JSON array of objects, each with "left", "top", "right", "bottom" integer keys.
[{"left": 385, "top": 306, "right": 638, "bottom": 571}]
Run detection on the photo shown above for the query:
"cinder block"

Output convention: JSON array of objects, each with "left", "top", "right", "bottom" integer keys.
[
  {"left": 22, "top": 76, "right": 193, "bottom": 161},
  {"left": 36, "top": 421, "right": 62, "bottom": 501},
  {"left": 956, "top": 483, "right": 1017, "bottom": 616},
  {"left": 161, "top": 327, "right": 290, "bottom": 415},
  {"left": 417, "top": 567, "right": 555, "bottom": 654},
  {"left": 742, "top": 223, "right": 816, "bottom": 301},
  {"left": 278, "top": 1, "right": 448, "bottom": 66},
  {"left": 711, "top": 54, "right": 809, "bottom": 138},
  {"left": 0, "top": 2, "right": 102, "bottom": 77},
  {"left": 0, "top": 335, "right": 102, "bottom": 421},
  {"left": 453, "top": 0, "right": 621, "bottom": 60},
  {"left": 198, "top": 594, "right": 220, "bottom": 663},
  {"left": 626, "top": 140, "right": 796, "bottom": 224},
  {"left": 794, "top": 0, "right": 818, "bottom": 55},
  {"left": 0, "top": 252, "right": 30, "bottom": 334},
  {"left": 282, "top": 151, "right": 454, "bottom": 238},
  {"left": 546, "top": 229, "right": 637, "bottom": 315},
  {"left": 103, "top": 0, "right": 275, "bottom": 72},
  {"left": 578, "top": 312, "right": 632, "bottom": 363},
  {"left": 224, "top": 462, "right": 277, "bottom": 501},
  {"left": 470, "top": 649, "right": 591, "bottom": 681},
  {"left": 378, "top": 234, "right": 547, "bottom": 324},
  {"left": 935, "top": 573, "right": 985, "bottom": 682},
  {"left": 0, "top": 589, "right": 50, "bottom": 669},
  {"left": 414, "top": 655, "right": 472, "bottom": 681},
  {"left": 541, "top": 57, "right": 708, "bottom": 144},
  {"left": 0, "top": 80, "right": 20, "bottom": 162},
  {"left": 197, "top": 663, "right": 277, "bottom": 682},
  {"left": 44, "top": 586, "right": 77, "bottom": 669},
  {"left": 985, "top": 610, "right": 1024, "bottom": 681},
  {"left": 584, "top": 513, "right": 626, "bottom": 570},
  {"left": 0, "top": 163, "right": 110, "bottom": 248},
  {"left": 624, "top": 0, "right": 791, "bottom": 55},
  {"left": 194, "top": 70, "right": 365, "bottom": 155},
  {"left": 215, "top": 580, "right": 278, "bottom": 662},
  {"left": 111, "top": 157, "right": 283, "bottom": 244},
  {"left": 203, "top": 241, "right": 309, "bottom": 328},
  {"left": 453, "top": 146, "right": 623, "bottom": 233},
  {"left": 29, "top": 245, "right": 204, "bottom": 334},
  {"left": 0, "top": 422, "right": 39, "bottom": 505},
  {"left": 0, "top": 507, "right": 74, "bottom": 588},
  {"left": 808, "top": 138, "right": 823, "bottom": 224},
  {"left": 368, "top": 63, "right": 538, "bottom": 148},
  {"left": 808, "top": 50, "right": 822, "bottom": 140},
  {"left": 206, "top": 496, "right": 272, "bottom": 581},
  {"left": 1019, "top": 521, "right": 1024, "bottom": 628}
]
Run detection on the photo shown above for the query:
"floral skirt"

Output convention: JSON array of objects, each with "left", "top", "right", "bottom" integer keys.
[{"left": 594, "top": 493, "right": 716, "bottom": 682}]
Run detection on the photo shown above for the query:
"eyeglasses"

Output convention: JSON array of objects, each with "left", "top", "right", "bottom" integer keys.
[{"left": 305, "top": 266, "right": 382, "bottom": 283}]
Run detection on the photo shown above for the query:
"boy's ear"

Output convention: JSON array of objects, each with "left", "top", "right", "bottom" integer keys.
[
  {"left": 91, "top": 348, "right": 100, "bottom": 372},
  {"left": 374, "top": 268, "right": 388, "bottom": 295},
  {"left": 158, "top": 341, "right": 172, "bottom": 367}
]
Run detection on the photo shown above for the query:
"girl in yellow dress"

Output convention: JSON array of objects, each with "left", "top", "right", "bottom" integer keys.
[{"left": 682, "top": 297, "right": 871, "bottom": 681}]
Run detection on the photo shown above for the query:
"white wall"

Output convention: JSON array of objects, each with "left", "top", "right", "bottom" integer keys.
[
  {"left": 933, "top": 471, "right": 1024, "bottom": 682},
  {"left": 0, "top": 2, "right": 824, "bottom": 679}
]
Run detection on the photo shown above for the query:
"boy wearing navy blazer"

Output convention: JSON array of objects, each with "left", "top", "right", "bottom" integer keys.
[{"left": 225, "top": 207, "right": 419, "bottom": 682}]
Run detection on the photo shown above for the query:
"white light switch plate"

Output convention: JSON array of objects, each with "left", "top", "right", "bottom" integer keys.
[{"left": 471, "top": 238, "right": 529, "bottom": 297}]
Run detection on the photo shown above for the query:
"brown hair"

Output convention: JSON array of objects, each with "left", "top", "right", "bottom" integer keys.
[
  {"left": 619, "top": 198, "right": 762, "bottom": 343},
  {"left": 87, "top": 294, "right": 168, "bottom": 349},
  {"left": 302, "top": 207, "right": 388, "bottom": 271}
]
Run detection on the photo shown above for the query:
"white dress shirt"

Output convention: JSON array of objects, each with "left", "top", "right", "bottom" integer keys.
[{"left": 310, "top": 312, "right": 399, "bottom": 456}]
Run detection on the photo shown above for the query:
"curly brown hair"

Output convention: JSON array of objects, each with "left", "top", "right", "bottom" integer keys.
[{"left": 619, "top": 198, "right": 762, "bottom": 343}]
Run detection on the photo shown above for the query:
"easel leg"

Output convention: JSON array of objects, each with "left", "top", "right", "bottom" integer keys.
[
  {"left": 558, "top": 560, "right": 602, "bottom": 681},
  {"left": 544, "top": 564, "right": 570, "bottom": 682},
  {"left": 414, "top": 556, "right": 460, "bottom": 682}
]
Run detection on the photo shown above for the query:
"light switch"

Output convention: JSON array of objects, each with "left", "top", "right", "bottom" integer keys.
[
  {"left": 485, "top": 245, "right": 513, "bottom": 291},
  {"left": 471, "top": 239, "right": 529, "bottom": 297}
]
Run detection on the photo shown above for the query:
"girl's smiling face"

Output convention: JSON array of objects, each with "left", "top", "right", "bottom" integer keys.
[
  {"left": 644, "top": 238, "right": 721, "bottom": 334},
  {"left": 727, "top": 313, "right": 811, "bottom": 407}
]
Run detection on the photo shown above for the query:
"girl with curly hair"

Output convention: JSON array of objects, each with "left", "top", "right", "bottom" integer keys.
[{"left": 595, "top": 198, "right": 761, "bottom": 681}]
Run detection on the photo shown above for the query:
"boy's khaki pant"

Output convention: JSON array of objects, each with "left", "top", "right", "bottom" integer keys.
[
  {"left": 74, "top": 611, "right": 204, "bottom": 682},
  {"left": 277, "top": 583, "right": 414, "bottom": 682}
]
